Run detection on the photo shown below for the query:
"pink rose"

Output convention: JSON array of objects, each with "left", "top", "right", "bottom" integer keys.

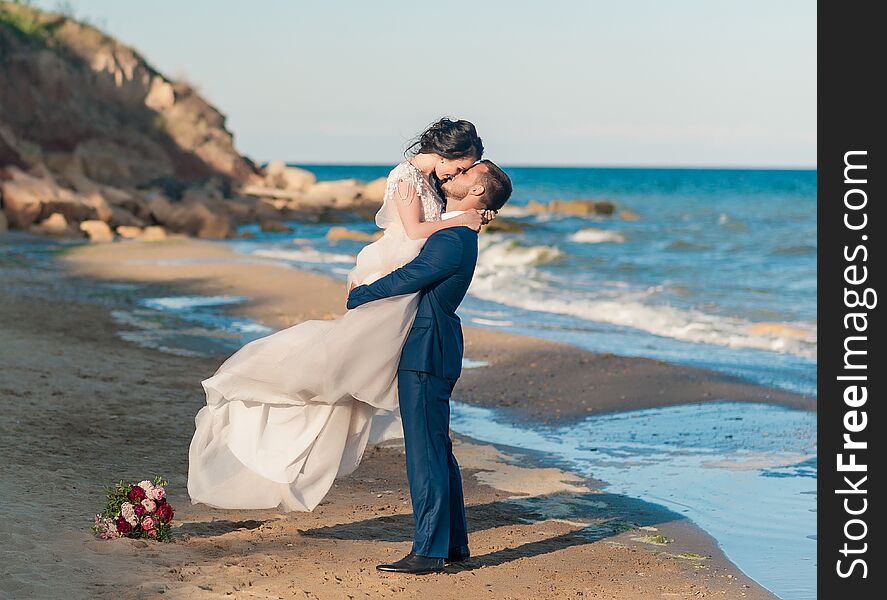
[
  {"left": 141, "top": 498, "right": 156, "bottom": 513},
  {"left": 133, "top": 504, "right": 145, "bottom": 516},
  {"left": 152, "top": 486, "right": 165, "bottom": 501},
  {"left": 141, "top": 516, "right": 155, "bottom": 530}
]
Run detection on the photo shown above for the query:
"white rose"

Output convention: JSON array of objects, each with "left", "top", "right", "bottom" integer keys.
[{"left": 120, "top": 502, "right": 139, "bottom": 526}]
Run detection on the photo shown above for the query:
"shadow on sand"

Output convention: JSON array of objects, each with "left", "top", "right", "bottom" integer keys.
[
  {"left": 300, "top": 489, "right": 684, "bottom": 571},
  {"left": 174, "top": 518, "right": 269, "bottom": 538}
]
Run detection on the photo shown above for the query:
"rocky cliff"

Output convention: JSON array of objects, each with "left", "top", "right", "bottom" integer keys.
[
  {"left": 0, "top": 2, "right": 258, "bottom": 187},
  {"left": 0, "top": 2, "right": 385, "bottom": 241}
]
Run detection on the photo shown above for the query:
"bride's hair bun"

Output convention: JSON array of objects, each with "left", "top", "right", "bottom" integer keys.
[{"left": 407, "top": 118, "right": 484, "bottom": 161}]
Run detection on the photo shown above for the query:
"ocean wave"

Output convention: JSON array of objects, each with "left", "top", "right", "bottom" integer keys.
[
  {"left": 477, "top": 237, "right": 562, "bottom": 268},
  {"left": 468, "top": 270, "right": 816, "bottom": 359},
  {"left": 141, "top": 295, "right": 247, "bottom": 311},
  {"left": 569, "top": 228, "right": 626, "bottom": 244},
  {"left": 250, "top": 247, "right": 356, "bottom": 264}
]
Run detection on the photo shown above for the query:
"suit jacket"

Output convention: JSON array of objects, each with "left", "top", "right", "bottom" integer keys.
[{"left": 346, "top": 226, "right": 479, "bottom": 380}]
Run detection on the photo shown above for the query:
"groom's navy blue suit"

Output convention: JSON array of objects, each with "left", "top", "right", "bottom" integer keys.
[{"left": 347, "top": 226, "right": 478, "bottom": 558}]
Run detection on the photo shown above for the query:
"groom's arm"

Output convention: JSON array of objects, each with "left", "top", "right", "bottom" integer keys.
[{"left": 346, "top": 229, "right": 464, "bottom": 310}]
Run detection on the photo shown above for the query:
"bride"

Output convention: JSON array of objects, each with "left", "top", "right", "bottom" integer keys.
[{"left": 187, "top": 118, "right": 493, "bottom": 512}]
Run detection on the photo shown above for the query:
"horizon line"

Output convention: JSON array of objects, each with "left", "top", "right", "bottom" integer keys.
[{"left": 273, "top": 160, "right": 817, "bottom": 171}]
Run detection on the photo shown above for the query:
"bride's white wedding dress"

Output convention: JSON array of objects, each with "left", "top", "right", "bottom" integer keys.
[{"left": 187, "top": 161, "right": 445, "bottom": 512}]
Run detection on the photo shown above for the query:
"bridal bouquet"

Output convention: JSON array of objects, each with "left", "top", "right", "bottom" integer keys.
[{"left": 92, "top": 476, "right": 174, "bottom": 542}]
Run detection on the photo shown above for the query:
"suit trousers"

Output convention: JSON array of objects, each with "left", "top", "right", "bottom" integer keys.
[{"left": 396, "top": 369, "right": 469, "bottom": 558}]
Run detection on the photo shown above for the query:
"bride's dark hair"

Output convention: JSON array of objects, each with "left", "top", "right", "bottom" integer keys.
[{"left": 406, "top": 118, "right": 484, "bottom": 160}]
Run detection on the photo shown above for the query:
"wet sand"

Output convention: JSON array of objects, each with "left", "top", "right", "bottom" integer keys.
[{"left": 0, "top": 232, "right": 792, "bottom": 599}]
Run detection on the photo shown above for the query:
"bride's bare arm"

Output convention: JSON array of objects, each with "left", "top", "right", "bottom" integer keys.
[{"left": 394, "top": 181, "right": 482, "bottom": 239}]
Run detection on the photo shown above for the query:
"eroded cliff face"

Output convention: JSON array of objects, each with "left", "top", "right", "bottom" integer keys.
[
  {"left": 1, "top": 3, "right": 386, "bottom": 242},
  {"left": 0, "top": 1, "right": 258, "bottom": 187}
]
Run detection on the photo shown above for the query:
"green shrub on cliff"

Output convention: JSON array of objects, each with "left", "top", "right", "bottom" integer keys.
[{"left": 0, "top": 1, "right": 50, "bottom": 42}]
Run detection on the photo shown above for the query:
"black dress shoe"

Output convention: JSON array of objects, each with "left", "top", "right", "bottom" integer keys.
[
  {"left": 445, "top": 545, "right": 471, "bottom": 563},
  {"left": 376, "top": 552, "right": 445, "bottom": 574}
]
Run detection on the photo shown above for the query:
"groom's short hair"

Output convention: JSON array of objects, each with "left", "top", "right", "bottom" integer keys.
[{"left": 478, "top": 160, "right": 512, "bottom": 211}]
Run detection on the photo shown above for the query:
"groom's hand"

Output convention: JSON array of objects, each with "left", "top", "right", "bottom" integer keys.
[{"left": 346, "top": 284, "right": 366, "bottom": 310}]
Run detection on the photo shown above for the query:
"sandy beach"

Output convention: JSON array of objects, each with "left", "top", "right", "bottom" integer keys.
[{"left": 0, "top": 231, "right": 810, "bottom": 599}]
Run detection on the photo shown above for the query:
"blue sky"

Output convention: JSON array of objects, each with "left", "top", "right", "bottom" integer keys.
[{"left": 34, "top": 1, "right": 816, "bottom": 167}]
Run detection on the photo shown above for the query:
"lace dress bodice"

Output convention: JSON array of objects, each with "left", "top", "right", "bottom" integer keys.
[
  {"left": 375, "top": 160, "right": 444, "bottom": 231},
  {"left": 348, "top": 161, "right": 445, "bottom": 289}
]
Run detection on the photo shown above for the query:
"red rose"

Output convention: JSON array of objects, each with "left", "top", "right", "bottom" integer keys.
[
  {"left": 116, "top": 516, "right": 132, "bottom": 534},
  {"left": 127, "top": 486, "right": 147, "bottom": 502},
  {"left": 133, "top": 504, "right": 145, "bottom": 516},
  {"left": 157, "top": 503, "right": 174, "bottom": 523}
]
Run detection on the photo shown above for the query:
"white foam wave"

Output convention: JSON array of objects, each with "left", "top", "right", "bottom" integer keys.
[
  {"left": 470, "top": 317, "right": 515, "bottom": 327},
  {"left": 141, "top": 295, "right": 246, "bottom": 311},
  {"left": 251, "top": 247, "right": 356, "bottom": 264},
  {"left": 569, "top": 228, "right": 626, "bottom": 244},
  {"left": 477, "top": 237, "right": 562, "bottom": 268},
  {"left": 469, "top": 270, "right": 816, "bottom": 359}
]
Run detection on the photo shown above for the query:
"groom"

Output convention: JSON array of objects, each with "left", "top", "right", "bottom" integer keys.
[{"left": 346, "top": 160, "right": 512, "bottom": 574}]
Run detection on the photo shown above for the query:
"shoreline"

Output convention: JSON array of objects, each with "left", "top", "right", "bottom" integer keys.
[
  {"left": 60, "top": 236, "right": 815, "bottom": 426},
  {"left": 1, "top": 231, "right": 785, "bottom": 598}
]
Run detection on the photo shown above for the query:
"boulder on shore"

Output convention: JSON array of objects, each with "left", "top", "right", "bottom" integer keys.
[
  {"left": 140, "top": 226, "right": 167, "bottom": 241},
  {"left": 29, "top": 212, "right": 72, "bottom": 236},
  {"left": 147, "top": 194, "right": 232, "bottom": 239},
  {"left": 1, "top": 168, "right": 57, "bottom": 229},
  {"left": 264, "top": 161, "right": 316, "bottom": 192},
  {"left": 361, "top": 177, "right": 388, "bottom": 204},
  {"left": 115, "top": 225, "right": 142, "bottom": 239},
  {"left": 301, "top": 179, "right": 364, "bottom": 208},
  {"left": 79, "top": 219, "right": 113, "bottom": 242}
]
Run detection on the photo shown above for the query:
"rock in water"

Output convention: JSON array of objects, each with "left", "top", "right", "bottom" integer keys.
[
  {"left": 326, "top": 227, "right": 383, "bottom": 242},
  {"left": 525, "top": 199, "right": 617, "bottom": 217},
  {"left": 260, "top": 220, "right": 295, "bottom": 233}
]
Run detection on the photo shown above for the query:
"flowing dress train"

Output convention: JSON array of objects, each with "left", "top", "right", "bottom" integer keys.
[{"left": 187, "top": 161, "right": 444, "bottom": 511}]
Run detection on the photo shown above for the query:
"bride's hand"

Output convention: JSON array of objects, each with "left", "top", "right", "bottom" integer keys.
[
  {"left": 480, "top": 209, "right": 497, "bottom": 226},
  {"left": 460, "top": 210, "right": 484, "bottom": 232}
]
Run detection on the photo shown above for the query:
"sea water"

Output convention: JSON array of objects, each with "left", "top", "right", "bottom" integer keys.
[
  {"left": 232, "top": 165, "right": 816, "bottom": 396},
  {"left": 450, "top": 400, "right": 816, "bottom": 600}
]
